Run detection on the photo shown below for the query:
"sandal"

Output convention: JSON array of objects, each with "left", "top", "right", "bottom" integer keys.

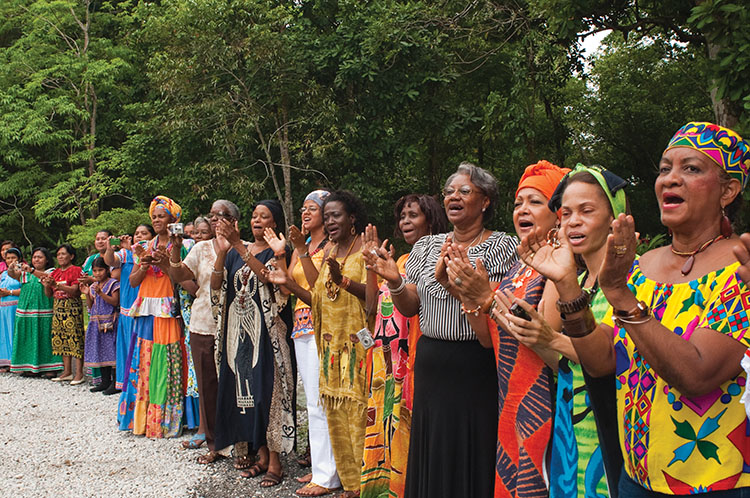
[
  {"left": 182, "top": 433, "right": 206, "bottom": 450},
  {"left": 296, "top": 482, "right": 338, "bottom": 496},
  {"left": 296, "top": 446, "right": 312, "bottom": 467},
  {"left": 233, "top": 454, "right": 254, "bottom": 470},
  {"left": 197, "top": 451, "right": 224, "bottom": 465},
  {"left": 260, "top": 471, "right": 284, "bottom": 488},
  {"left": 239, "top": 462, "right": 267, "bottom": 479}
]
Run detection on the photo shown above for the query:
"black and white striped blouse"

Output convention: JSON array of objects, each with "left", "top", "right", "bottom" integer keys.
[{"left": 405, "top": 231, "right": 518, "bottom": 341}]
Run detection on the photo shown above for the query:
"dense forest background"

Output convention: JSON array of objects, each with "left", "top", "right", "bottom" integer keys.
[{"left": 1, "top": 0, "right": 749, "bottom": 255}]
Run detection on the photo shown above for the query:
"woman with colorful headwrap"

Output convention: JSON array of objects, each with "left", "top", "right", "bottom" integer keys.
[
  {"left": 118, "top": 195, "right": 192, "bottom": 438},
  {"left": 447, "top": 160, "right": 570, "bottom": 497},
  {"left": 522, "top": 122, "right": 750, "bottom": 496},
  {"left": 210, "top": 199, "right": 295, "bottom": 488}
]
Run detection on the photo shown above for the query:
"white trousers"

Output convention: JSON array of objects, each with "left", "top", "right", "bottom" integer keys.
[{"left": 295, "top": 333, "right": 341, "bottom": 489}]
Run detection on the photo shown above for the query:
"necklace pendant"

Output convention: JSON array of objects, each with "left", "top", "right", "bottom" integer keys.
[{"left": 680, "top": 255, "right": 695, "bottom": 276}]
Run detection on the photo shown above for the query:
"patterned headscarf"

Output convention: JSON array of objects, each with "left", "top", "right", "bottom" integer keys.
[
  {"left": 304, "top": 190, "right": 330, "bottom": 207},
  {"left": 549, "top": 164, "right": 629, "bottom": 218},
  {"left": 149, "top": 195, "right": 182, "bottom": 223},
  {"left": 665, "top": 121, "right": 750, "bottom": 192},
  {"left": 515, "top": 160, "right": 571, "bottom": 203}
]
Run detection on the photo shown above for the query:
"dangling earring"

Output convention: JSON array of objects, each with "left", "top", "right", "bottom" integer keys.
[{"left": 721, "top": 207, "right": 733, "bottom": 238}]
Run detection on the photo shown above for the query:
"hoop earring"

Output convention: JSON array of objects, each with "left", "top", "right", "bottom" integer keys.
[
  {"left": 721, "top": 207, "right": 733, "bottom": 238},
  {"left": 546, "top": 226, "right": 561, "bottom": 249},
  {"left": 350, "top": 226, "right": 356, "bottom": 236}
]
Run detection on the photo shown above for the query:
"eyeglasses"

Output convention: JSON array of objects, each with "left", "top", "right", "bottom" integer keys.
[
  {"left": 442, "top": 186, "right": 476, "bottom": 198},
  {"left": 206, "top": 211, "right": 234, "bottom": 221},
  {"left": 299, "top": 206, "right": 320, "bottom": 214}
]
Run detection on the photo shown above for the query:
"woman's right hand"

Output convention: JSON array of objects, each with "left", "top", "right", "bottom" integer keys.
[
  {"left": 20, "top": 263, "right": 33, "bottom": 273},
  {"left": 492, "top": 289, "right": 559, "bottom": 350},
  {"left": 266, "top": 263, "right": 288, "bottom": 286},
  {"left": 363, "top": 238, "right": 401, "bottom": 284},
  {"left": 288, "top": 225, "right": 307, "bottom": 251},
  {"left": 434, "top": 235, "right": 453, "bottom": 290},
  {"left": 518, "top": 227, "right": 576, "bottom": 283}
]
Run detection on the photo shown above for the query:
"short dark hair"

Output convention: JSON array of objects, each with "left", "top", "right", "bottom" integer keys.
[
  {"left": 394, "top": 194, "right": 449, "bottom": 238},
  {"left": 32, "top": 247, "right": 54, "bottom": 269},
  {"left": 56, "top": 243, "right": 76, "bottom": 259},
  {"left": 323, "top": 191, "right": 368, "bottom": 234},
  {"left": 1, "top": 240, "right": 17, "bottom": 250},
  {"left": 91, "top": 256, "right": 110, "bottom": 276},
  {"left": 97, "top": 230, "right": 112, "bottom": 237},
  {"left": 136, "top": 224, "right": 156, "bottom": 238}
]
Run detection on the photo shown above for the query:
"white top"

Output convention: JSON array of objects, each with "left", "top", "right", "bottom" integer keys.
[{"left": 182, "top": 239, "right": 218, "bottom": 336}]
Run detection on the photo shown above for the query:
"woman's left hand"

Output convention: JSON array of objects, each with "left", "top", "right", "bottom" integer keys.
[
  {"left": 492, "top": 289, "right": 558, "bottom": 349},
  {"left": 598, "top": 214, "right": 638, "bottom": 304},
  {"left": 217, "top": 218, "right": 241, "bottom": 246},
  {"left": 264, "top": 227, "right": 287, "bottom": 255},
  {"left": 0, "top": 288, "right": 8, "bottom": 298},
  {"left": 445, "top": 243, "right": 492, "bottom": 307},
  {"left": 327, "top": 257, "right": 343, "bottom": 285}
]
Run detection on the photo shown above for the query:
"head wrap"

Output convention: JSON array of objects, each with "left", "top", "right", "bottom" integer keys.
[
  {"left": 549, "top": 164, "right": 629, "bottom": 217},
  {"left": 515, "top": 160, "right": 571, "bottom": 202},
  {"left": 304, "top": 190, "right": 330, "bottom": 207},
  {"left": 5, "top": 247, "right": 21, "bottom": 259},
  {"left": 149, "top": 195, "right": 182, "bottom": 223},
  {"left": 255, "top": 199, "right": 286, "bottom": 236},
  {"left": 665, "top": 121, "right": 750, "bottom": 192}
]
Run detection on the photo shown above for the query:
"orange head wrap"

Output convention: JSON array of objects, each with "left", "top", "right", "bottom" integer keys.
[{"left": 515, "top": 160, "right": 571, "bottom": 201}]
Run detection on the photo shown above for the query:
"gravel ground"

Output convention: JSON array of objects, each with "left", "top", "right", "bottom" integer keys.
[{"left": 0, "top": 372, "right": 316, "bottom": 497}]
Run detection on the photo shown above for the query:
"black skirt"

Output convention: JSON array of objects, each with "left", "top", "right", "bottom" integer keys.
[{"left": 405, "top": 336, "right": 498, "bottom": 498}]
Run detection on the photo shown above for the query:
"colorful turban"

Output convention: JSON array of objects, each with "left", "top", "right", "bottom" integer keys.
[
  {"left": 515, "top": 160, "right": 571, "bottom": 202},
  {"left": 549, "top": 164, "right": 629, "bottom": 218},
  {"left": 149, "top": 195, "right": 182, "bottom": 223},
  {"left": 665, "top": 121, "right": 750, "bottom": 192},
  {"left": 305, "top": 190, "right": 330, "bottom": 207}
]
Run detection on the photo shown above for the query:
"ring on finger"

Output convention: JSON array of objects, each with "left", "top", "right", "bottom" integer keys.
[
  {"left": 614, "top": 244, "right": 628, "bottom": 257},
  {"left": 454, "top": 277, "right": 463, "bottom": 286}
]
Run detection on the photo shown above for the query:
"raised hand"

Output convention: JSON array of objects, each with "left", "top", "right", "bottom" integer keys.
[
  {"left": 327, "top": 257, "right": 343, "bottom": 285},
  {"left": 445, "top": 243, "right": 492, "bottom": 307},
  {"left": 434, "top": 235, "right": 453, "bottom": 289},
  {"left": 264, "top": 227, "right": 287, "bottom": 255},
  {"left": 20, "top": 263, "right": 34, "bottom": 274},
  {"left": 266, "top": 262, "right": 288, "bottom": 286},
  {"left": 288, "top": 225, "right": 307, "bottom": 251},
  {"left": 78, "top": 274, "right": 94, "bottom": 286},
  {"left": 151, "top": 248, "right": 169, "bottom": 269},
  {"left": 169, "top": 233, "right": 184, "bottom": 255},
  {"left": 120, "top": 235, "right": 133, "bottom": 251},
  {"left": 217, "top": 218, "right": 241, "bottom": 246},
  {"left": 518, "top": 226, "right": 576, "bottom": 283},
  {"left": 598, "top": 214, "right": 637, "bottom": 303},
  {"left": 363, "top": 238, "right": 400, "bottom": 284}
]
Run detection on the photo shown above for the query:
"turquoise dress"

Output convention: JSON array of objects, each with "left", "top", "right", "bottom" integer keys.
[
  {"left": 114, "top": 249, "right": 139, "bottom": 389},
  {"left": 0, "top": 271, "right": 21, "bottom": 367}
]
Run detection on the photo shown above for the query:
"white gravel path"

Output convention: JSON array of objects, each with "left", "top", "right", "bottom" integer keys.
[{"left": 0, "top": 372, "right": 311, "bottom": 497}]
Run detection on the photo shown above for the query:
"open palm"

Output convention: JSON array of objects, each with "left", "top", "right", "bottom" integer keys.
[{"left": 518, "top": 227, "right": 576, "bottom": 283}]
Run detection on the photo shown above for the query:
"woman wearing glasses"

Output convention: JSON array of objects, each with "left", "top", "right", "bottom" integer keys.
[{"left": 387, "top": 162, "right": 518, "bottom": 498}]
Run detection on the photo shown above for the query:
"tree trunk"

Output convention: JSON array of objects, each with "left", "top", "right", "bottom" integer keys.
[
  {"left": 707, "top": 41, "right": 741, "bottom": 128},
  {"left": 279, "top": 103, "right": 294, "bottom": 228}
]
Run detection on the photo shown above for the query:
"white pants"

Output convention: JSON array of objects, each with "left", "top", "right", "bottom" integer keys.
[{"left": 295, "top": 333, "right": 341, "bottom": 489}]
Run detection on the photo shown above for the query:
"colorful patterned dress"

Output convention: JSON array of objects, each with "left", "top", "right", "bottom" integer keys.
[
  {"left": 50, "top": 265, "right": 85, "bottom": 359},
  {"left": 118, "top": 237, "right": 185, "bottom": 438},
  {"left": 212, "top": 246, "right": 295, "bottom": 454},
  {"left": 311, "top": 248, "right": 370, "bottom": 492},
  {"left": 10, "top": 270, "right": 61, "bottom": 373},
  {"left": 490, "top": 261, "right": 554, "bottom": 498},
  {"left": 361, "top": 254, "right": 417, "bottom": 498},
  {"left": 83, "top": 278, "right": 119, "bottom": 368},
  {"left": 113, "top": 248, "right": 139, "bottom": 389},
  {"left": 549, "top": 275, "right": 611, "bottom": 498},
  {"left": 602, "top": 261, "right": 750, "bottom": 494},
  {"left": 0, "top": 270, "right": 21, "bottom": 367}
]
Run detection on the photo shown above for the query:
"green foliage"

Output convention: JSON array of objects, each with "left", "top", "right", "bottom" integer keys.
[{"left": 67, "top": 207, "right": 150, "bottom": 250}]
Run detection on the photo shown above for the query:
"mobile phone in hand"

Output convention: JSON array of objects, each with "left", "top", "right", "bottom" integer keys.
[{"left": 509, "top": 302, "right": 531, "bottom": 321}]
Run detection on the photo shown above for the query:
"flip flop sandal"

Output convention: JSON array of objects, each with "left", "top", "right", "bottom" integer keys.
[
  {"left": 295, "top": 482, "right": 338, "bottom": 496},
  {"left": 260, "top": 471, "right": 284, "bottom": 488},
  {"left": 239, "top": 463, "right": 267, "bottom": 478},
  {"left": 296, "top": 447, "right": 312, "bottom": 467},
  {"left": 182, "top": 434, "right": 206, "bottom": 450},
  {"left": 233, "top": 455, "right": 255, "bottom": 470}
]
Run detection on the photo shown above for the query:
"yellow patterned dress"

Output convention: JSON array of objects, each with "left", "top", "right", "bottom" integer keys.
[
  {"left": 602, "top": 261, "right": 750, "bottom": 494},
  {"left": 311, "top": 248, "right": 369, "bottom": 492}
]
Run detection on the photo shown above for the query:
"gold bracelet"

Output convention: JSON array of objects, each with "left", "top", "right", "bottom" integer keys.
[{"left": 169, "top": 260, "right": 182, "bottom": 268}]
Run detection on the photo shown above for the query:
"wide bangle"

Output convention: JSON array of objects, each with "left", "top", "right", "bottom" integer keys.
[
  {"left": 387, "top": 277, "right": 406, "bottom": 295},
  {"left": 212, "top": 268, "right": 224, "bottom": 275},
  {"left": 556, "top": 288, "right": 593, "bottom": 315},
  {"left": 562, "top": 310, "right": 597, "bottom": 338},
  {"left": 461, "top": 303, "right": 483, "bottom": 316},
  {"left": 613, "top": 301, "right": 652, "bottom": 327},
  {"left": 169, "top": 260, "right": 182, "bottom": 268}
]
